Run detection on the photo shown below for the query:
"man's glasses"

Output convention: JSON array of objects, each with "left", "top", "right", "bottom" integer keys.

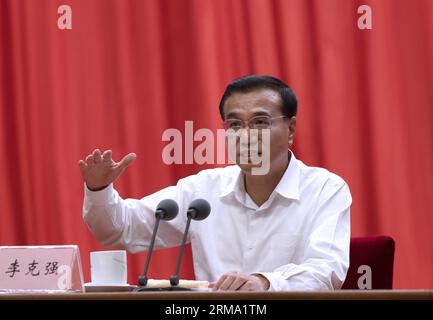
[{"left": 222, "top": 115, "right": 287, "bottom": 131}]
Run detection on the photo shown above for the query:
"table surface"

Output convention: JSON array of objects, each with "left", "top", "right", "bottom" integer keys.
[{"left": 1, "top": 290, "right": 432, "bottom": 300}]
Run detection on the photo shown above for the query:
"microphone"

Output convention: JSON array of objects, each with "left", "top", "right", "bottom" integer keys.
[
  {"left": 135, "top": 199, "right": 179, "bottom": 291},
  {"left": 170, "top": 199, "right": 211, "bottom": 288}
]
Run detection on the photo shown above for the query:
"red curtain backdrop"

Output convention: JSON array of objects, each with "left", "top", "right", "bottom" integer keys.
[{"left": 1, "top": 0, "right": 432, "bottom": 289}]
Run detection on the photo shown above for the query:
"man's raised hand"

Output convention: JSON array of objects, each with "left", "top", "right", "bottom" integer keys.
[{"left": 78, "top": 149, "right": 136, "bottom": 191}]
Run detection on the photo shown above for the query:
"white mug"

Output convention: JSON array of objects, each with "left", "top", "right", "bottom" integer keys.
[{"left": 90, "top": 250, "right": 127, "bottom": 285}]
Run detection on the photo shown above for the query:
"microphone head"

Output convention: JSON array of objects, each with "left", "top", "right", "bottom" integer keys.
[
  {"left": 155, "top": 199, "right": 179, "bottom": 220},
  {"left": 187, "top": 199, "right": 211, "bottom": 220}
]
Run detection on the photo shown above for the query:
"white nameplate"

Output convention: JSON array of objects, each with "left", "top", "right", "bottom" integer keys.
[{"left": 0, "top": 245, "right": 84, "bottom": 293}]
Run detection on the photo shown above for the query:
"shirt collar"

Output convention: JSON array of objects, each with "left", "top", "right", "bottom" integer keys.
[
  {"left": 274, "top": 151, "right": 300, "bottom": 201},
  {"left": 218, "top": 150, "right": 300, "bottom": 201},
  {"left": 218, "top": 166, "right": 243, "bottom": 198}
]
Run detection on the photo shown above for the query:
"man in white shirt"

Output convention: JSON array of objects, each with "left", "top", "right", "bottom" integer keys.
[{"left": 79, "top": 75, "right": 351, "bottom": 291}]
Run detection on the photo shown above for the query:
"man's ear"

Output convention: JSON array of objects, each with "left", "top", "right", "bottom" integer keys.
[{"left": 288, "top": 116, "right": 296, "bottom": 146}]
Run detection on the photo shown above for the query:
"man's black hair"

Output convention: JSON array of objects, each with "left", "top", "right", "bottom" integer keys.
[{"left": 218, "top": 75, "right": 298, "bottom": 119}]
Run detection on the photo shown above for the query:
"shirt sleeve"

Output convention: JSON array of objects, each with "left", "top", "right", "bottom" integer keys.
[
  {"left": 82, "top": 175, "right": 200, "bottom": 253},
  {"left": 256, "top": 181, "right": 352, "bottom": 291}
]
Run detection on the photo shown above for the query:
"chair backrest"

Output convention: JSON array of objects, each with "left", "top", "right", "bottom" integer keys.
[{"left": 342, "top": 236, "right": 395, "bottom": 289}]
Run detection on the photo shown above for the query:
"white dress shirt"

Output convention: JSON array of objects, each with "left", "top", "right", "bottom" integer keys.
[{"left": 83, "top": 152, "right": 351, "bottom": 291}]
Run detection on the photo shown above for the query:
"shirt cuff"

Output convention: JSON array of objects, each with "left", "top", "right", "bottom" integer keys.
[
  {"left": 84, "top": 183, "right": 116, "bottom": 206},
  {"left": 253, "top": 272, "right": 286, "bottom": 291}
]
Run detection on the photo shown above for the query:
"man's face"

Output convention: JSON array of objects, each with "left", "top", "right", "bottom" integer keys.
[{"left": 222, "top": 88, "right": 296, "bottom": 175}]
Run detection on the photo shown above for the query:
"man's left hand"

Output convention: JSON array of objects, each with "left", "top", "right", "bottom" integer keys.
[{"left": 209, "top": 271, "right": 270, "bottom": 291}]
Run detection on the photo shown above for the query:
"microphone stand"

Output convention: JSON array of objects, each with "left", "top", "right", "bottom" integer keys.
[
  {"left": 168, "top": 216, "right": 193, "bottom": 291},
  {"left": 135, "top": 216, "right": 192, "bottom": 292},
  {"left": 166, "top": 200, "right": 210, "bottom": 291},
  {"left": 134, "top": 199, "right": 209, "bottom": 292},
  {"left": 134, "top": 217, "right": 163, "bottom": 292},
  {"left": 134, "top": 199, "right": 179, "bottom": 292}
]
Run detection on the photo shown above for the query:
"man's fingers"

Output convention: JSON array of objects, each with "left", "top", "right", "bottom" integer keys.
[
  {"left": 93, "top": 149, "right": 102, "bottom": 164},
  {"left": 214, "top": 271, "right": 239, "bottom": 290},
  {"left": 218, "top": 275, "right": 236, "bottom": 291},
  {"left": 213, "top": 273, "right": 228, "bottom": 290},
  {"left": 85, "top": 154, "right": 94, "bottom": 167},
  {"left": 117, "top": 153, "right": 137, "bottom": 170},
  {"left": 102, "top": 150, "right": 113, "bottom": 163},
  {"left": 78, "top": 160, "right": 87, "bottom": 172},
  {"left": 238, "top": 281, "right": 253, "bottom": 291},
  {"left": 227, "top": 277, "right": 248, "bottom": 291},
  {"left": 213, "top": 276, "right": 226, "bottom": 291},
  {"left": 214, "top": 271, "right": 239, "bottom": 291}
]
